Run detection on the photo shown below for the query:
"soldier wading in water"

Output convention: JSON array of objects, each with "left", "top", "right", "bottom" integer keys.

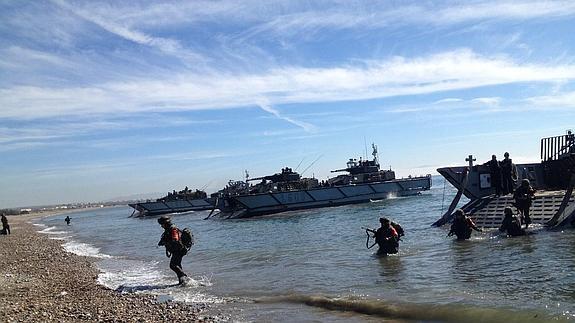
[
  {"left": 157, "top": 216, "right": 193, "bottom": 285},
  {"left": 447, "top": 209, "right": 482, "bottom": 240},
  {"left": 366, "top": 217, "right": 403, "bottom": 256}
]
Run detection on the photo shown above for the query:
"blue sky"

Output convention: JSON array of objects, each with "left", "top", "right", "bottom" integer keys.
[{"left": 1, "top": 0, "right": 575, "bottom": 208}]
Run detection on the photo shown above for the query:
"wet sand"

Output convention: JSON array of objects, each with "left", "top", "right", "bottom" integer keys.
[{"left": 0, "top": 214, "right": 213, "bottom": 322}]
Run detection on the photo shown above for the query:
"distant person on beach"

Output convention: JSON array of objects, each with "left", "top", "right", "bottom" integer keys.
[
  {"left": 157, "top": 216, "right": 189, "bottom": 285},
  {"left": 65, "top": 216, "right": 71, "bottom": 226},
  {"left": 484, "top": 155, "right": 502, "bottom": 196},
  {"left": 500, "top": 152, "right": 516, "bottom": 195},
  {"left": 448, "top": 209, "right": 482, "bottom": 240},
  {"left": 514, "top": 179, "right": 536, "bottom": 228},
  {"left": 1, "top": 213, "right": 10, "bottom": 235},
  {"left": 499, "top": 207, "right": 526, "bottom": 237},
  {"left": 367, "top": 217, "right": 400, "bottom": 256}
]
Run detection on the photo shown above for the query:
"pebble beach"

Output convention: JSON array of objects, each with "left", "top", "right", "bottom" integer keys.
[{"left": 0, "top": 214, "right": 212, "bottom": 322}]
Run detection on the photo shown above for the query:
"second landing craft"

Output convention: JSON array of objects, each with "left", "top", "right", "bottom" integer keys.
[{"left": 210, "top": 144, "right": 432, "bottom": 219}]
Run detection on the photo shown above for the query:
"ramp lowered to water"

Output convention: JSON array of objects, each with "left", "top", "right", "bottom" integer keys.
[{"left": 462, "top": 191, "right": 574, "bottom": 229}]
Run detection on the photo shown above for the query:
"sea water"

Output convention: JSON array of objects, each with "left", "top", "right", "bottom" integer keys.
[{"left": 37, "top": 177, "right": 575, "bottom": 322}]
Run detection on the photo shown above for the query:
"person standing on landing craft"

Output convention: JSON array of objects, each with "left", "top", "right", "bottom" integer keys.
[
  {"left": 484, "top": 155, "right": 502, "bottom": 196},
  {"left": 500, "top": 152, "right": 516, "bottom": 195},
  {"left": 1, "top": 213, "right": 10, "bottom": 235},
  {"left": 157, "top": 216, "right": 189, "bottom": 285}
]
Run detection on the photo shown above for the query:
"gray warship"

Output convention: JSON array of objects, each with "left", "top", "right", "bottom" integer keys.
[
  {"left": 433, "top": 131, "right": 575, "bottom": 229},
  {"left": 129, "top": 187, "right": 212, "bottom": 217},
  {"left": 208, "top": 144, "right": 432, "bottom": 219}
]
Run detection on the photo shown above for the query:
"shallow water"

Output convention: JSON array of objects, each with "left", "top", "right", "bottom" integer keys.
[{"left": 38, "top": 177, "right": 575, "bottom": 322}]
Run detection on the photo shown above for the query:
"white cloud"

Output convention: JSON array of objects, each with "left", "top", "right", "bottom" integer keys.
[
  {"left": 3, "top": 49, "right": 575, "bottom": 119},
  {"left": 527, "top": 91, "right": 575, "bottom": 108},
  {"left": 471, "top": 97, "right": 501, "bottom": 106},
  {"left": 257, "top": 100, "right": 317, "bottom": 133},
  {"left": 233, "top": 0, "right": 575, "bottom": 39},
  {"left": 434, "top": 98, "right": 463, "bottom": 104},
  {"left": 50, "top": 0, "right": 204, "bottom": 63}
]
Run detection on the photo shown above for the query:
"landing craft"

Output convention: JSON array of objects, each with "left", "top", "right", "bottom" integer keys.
[
  {"left": 433, "top": 130, "right": 575, "bottom": 229},
  {"left": 209, "top": 144, "right": 432, "bottom": 219},
  {"left": 129, "top": 188, "right": 212, "bottom": 217}
]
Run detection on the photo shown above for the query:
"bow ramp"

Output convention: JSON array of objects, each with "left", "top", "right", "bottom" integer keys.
[
  {"left": 434, "top": 131, "right": 575, "bottom": 229},
  {"left": 460, "top": 191, "right": 574, "bottom": 229}
]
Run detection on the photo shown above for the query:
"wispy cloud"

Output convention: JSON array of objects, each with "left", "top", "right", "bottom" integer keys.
[
  {"left": 257, "top": 100, "right": 317, "bottom": 133},
  {"left": 434, "top": 98, "right": 464, "bottom": 104},
  {"left": 50, "top": 0, "right": 205, "bottom": 64},
  {"left": 0, "top": 114, "right": 223, "bottom": 151},
  {"left": 3, "top": 49, "right": 575, "bottom": 120},
  {"left": 235, "top": 1, "right": 575, "bottom": 39},
  {"left": 526, "top": 91, "right": 575, "bottom": 108},
  {"left": 471, "top": 97, "right": 501, "bottom": 106}
]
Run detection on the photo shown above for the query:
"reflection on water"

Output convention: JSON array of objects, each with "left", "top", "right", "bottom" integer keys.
[
  {"left": 377, "top": 254, "right": 404, "bottom": 285},
  {"left": 39, "top": 177, "right": 575, "bottom": 321}
]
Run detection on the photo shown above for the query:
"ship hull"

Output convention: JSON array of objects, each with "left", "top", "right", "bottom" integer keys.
[
  {"left": 218, "top": 176, "right": 432, "bottom": 218},
  {"left": 129, "top": 198, "right": 213, "bottom": 217}
]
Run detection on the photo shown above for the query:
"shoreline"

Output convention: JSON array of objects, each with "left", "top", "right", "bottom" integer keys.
[{"left": 0, "top": 214, "right": 213, "bottom": 322}]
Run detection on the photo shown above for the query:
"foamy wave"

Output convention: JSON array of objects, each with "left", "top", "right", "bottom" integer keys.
[
  {"left": 49, "top": 235, "right": 72, "bottom": 241},
  {"left": 100, "top": 263, "right": 223, "bottom": 304},
  {"left": 62, "top": 241, "right": 112, "bottom": 259},
  {"left": 98, "top": 261, "right": 166, "bottom": 291},
  {"left": 173, "top": 289, "right": 226, "bottom": 304},
  {"left": 37, "top": 226, "right": 69, "bottom": 235}
]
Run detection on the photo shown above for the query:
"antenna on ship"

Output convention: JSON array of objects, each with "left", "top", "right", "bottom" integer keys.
[
  {"left": 364, "top": 136, "right": 368, "bottom": 161},
  {"left": 245, "top": 170, "right": 249, "bottom": 182},
  {"left": 301, "top": 154, "right": 323, "bottom": 176},
  {"left": 295, "top": 157, "right": 306, "bottom": 171}
]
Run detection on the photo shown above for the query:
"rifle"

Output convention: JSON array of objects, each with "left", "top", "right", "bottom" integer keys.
[
  {"left": 362, "top": 226, "right": 376, "bottom": 234},
  {"left": 361, "top": 227, "right": 377, "bottom": 249}
]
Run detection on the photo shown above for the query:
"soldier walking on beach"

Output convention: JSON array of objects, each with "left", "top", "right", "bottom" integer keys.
[
  {"left": 1, "top": 213, "right": 10, "bottom": 235},
  {"left": 500, "top": 152, "right": 516, "bottom": 195},
  {"left": 157, "top": 216, "right": 189, "bottom": 285},
  {"left": 514, "top": 179, "right": 536, "bottom": 228}
]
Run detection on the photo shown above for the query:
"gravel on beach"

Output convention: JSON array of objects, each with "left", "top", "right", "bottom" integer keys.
[{"left": 0, "top": 215, "right": 213, "bottom": 322}]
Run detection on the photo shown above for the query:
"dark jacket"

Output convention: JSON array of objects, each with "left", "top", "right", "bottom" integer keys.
[
  {"left": 499, "top": 215, "right": 525, "bottom": 237},
  {"left": 500, "top": 158, "right": 515, "bottom": 177},
  {"left": 449, "top": 217, "right": 480, "bottom": 240},
  {"left": 484, "top": 159, "right": 501, "bottom": 177},
  {"left": 158, "top": 225, "right": 185, "bottom": 254},
  {"left": 514, "top": 185, "right": 535, "bottom": 208},
  {"left": 375, "top": 226, "right": 399, "bottom": 254}
]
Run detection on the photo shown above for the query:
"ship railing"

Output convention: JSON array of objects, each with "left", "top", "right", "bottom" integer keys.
[{"left": 541, "top": 131, "right": 575, "bottom": 161}]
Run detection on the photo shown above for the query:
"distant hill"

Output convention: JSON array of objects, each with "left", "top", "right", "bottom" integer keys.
[{"left": 106, "top": 192, "right": 164, "bottom": 202}]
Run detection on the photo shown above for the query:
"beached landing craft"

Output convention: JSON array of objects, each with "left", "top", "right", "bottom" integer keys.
[
  {"left": 129, "top": 188, "right": 213, "bottom": 217},
  {"left": 433, "top": 131, "right": 575, "bottom": 229},
  {"left": 208, "top": 144, "right": 432, "bottom": 219}
]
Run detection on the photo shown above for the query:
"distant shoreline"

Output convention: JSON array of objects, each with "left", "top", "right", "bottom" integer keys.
[{"left": 0, "top": 213, "right": 212, "bottom": 322}]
